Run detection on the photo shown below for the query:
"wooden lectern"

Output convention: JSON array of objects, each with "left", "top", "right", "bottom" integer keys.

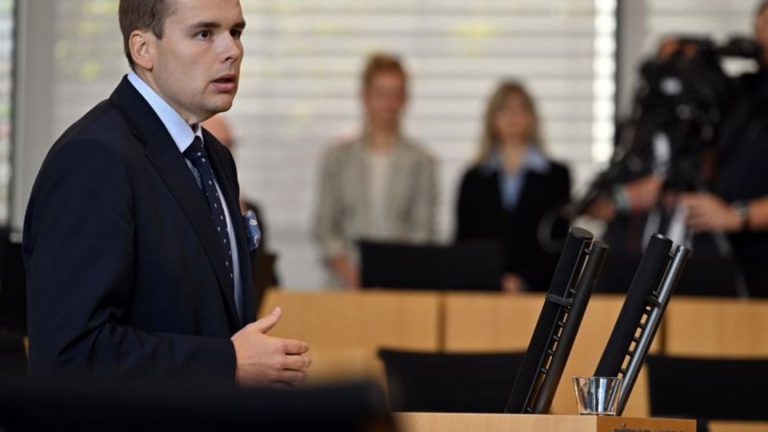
[{"left": 396, "top": 413, "right": 695, "bottom": 432}]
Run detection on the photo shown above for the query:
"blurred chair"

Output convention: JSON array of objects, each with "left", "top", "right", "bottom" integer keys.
[
  {"left": 359, "top": 240, "right": 503, "bottom": 291},
  {"left": 378, "top": 349, "right": 524, "bottom": 413},
  {"left": 647, "top": 355, "right": 768, "bottom": 430}
]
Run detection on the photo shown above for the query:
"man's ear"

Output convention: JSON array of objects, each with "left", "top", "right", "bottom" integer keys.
[{"left": 129, "top": 30, "right": 155, "bottom": 71}]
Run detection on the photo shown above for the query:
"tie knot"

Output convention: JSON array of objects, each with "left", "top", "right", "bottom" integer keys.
[{"left": 184, "top": 136, "right": 206, "bottom": 161}]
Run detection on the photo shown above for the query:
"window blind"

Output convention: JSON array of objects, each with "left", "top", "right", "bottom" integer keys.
[{"left": 49, "top": 0, "right": 616, "bottom": 287}]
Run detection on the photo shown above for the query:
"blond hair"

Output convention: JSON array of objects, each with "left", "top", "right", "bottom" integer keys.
[{"left": 474, "top": 80, "right": 544, "bottom": 165}]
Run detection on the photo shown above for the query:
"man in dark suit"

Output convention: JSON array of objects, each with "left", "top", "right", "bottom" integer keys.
[{"left": 22, "top": 0, "right": 310, "bottom": 384}]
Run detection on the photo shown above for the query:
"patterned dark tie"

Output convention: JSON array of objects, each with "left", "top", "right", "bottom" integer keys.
[{"left": 183, "top": 136, "right": 235, "bottom": 288}]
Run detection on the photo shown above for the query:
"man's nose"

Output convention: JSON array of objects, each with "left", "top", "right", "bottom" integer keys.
[{"left": 221, "top": 34, "right": 243, "bottom": 63}]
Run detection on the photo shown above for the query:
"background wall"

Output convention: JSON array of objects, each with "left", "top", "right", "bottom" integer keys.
[
  {"left": 9, "top": 0, "right": 760, "bottom": 288},
  {"left": 0, "top": 0, "right": 13, "bottom": 225}
]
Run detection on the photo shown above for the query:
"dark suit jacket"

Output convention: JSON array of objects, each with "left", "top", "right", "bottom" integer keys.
[
  {"left": 715, "top": 71, "right": 768, "bottom": 296},
  {"left": 455, "top": 161, "right": 571, "bottom": 291},
  {"left": 23, "top": 77, "right": 255, "bottom": 381}
]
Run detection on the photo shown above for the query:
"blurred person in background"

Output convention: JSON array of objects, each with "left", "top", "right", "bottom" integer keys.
[
  {"left": 455, "top": 81, "right": 571, "bottom": 293},
  {"left": 586, "top": 1, "right": 768, "bottom": 296},
  {"left": 674, "top": 0, "right": 768, "bottom": 296},
  {"left": 313, "top": 53, "right": 438, "bottom": 288},
  {"left": 583, "top": 36, "right": 714, "bottom": 223},
  {"left": 203, "top": 115, "right": 279, "bottom": 309}
]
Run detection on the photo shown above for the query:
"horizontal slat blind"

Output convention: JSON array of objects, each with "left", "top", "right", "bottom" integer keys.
[{"left": 49, "top": 0, "right": 615, "bottom": 287}]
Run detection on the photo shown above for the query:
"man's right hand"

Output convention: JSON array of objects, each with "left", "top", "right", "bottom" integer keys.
[{"left": 230, "top": 307, "right": 311, "bottom": 386}]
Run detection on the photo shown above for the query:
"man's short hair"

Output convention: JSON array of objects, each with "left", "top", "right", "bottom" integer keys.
[
  {"left": 118, "top": 0, "right": 174, "bottom": 68},
  {"left": 361, "top": 52, "right": 408, "bottom": 92}
]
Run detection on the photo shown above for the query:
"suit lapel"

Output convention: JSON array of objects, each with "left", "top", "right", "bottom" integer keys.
[{"left": 109, "top": 77, "right": 241, "bottom": 330}]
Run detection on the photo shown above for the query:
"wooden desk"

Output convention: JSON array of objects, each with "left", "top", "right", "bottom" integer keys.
[
  {"left": 396, "top": 412, "right": 695, "bottom": 432},
  {"left": 443, "top": 292, "right": 542, "bottom": 352},
  {"left": 665, "top": 297, "right": 768, "bottom": 357},
  {"left": 260, "top": 289, "right": 441, "bottom": 382},
  {"left": 708, "top": 421, "right": 768, "bottom": 432}
]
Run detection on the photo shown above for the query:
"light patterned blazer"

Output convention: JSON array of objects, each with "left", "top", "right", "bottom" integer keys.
[{"left": 313, "top": 134, "right": 438, "bottom": 261}]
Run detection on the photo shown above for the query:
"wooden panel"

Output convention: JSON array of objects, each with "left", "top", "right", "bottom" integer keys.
[
  {"left": 709, "top": 421, "right": 768, "bottom": 432},
  {"left": 396, "top": 413, "right": 694, "bottom": 432},
  {"left": 665, "top": 297, "right": 768, "bottom": 357},
  {"left": 443, "top": 292, "right": 544, "bottom": 352},
  {"left": 259, "top": 289, "right": 441, "bottom": 382},
  {"left": 597, "top": 415, "right": 694, "bottom": 432},
  {"left": 397, "top": 413, "right": 596, "bottom": 432}
]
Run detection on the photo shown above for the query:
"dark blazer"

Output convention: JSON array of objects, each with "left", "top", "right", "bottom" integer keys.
[
  {"left": 715, "top": 71, "right": 768, "bottom": 297},
  {"left": 455, "top": 161, "right": 571, "bottom": 291},
  {"left": 23, "top": 77, "right": 255, "bottom": 381}
]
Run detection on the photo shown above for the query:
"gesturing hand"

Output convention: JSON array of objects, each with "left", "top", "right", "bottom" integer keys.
[{"left": 230, "top": 307, "right": 311, "bottom": 386}]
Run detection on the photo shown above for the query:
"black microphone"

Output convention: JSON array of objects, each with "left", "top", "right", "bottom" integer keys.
[
  {"left": 594, "top": 234, "right": 672, "bottom": 378},
  {"left": 506, "top": 227, "right": 602, "bottom": 414}
]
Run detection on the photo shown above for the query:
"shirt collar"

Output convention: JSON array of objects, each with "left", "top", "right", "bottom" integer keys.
[
  {"left": 482, "top": 145, "right": 550, "bottom": 175},
  {"left": 127, "top": 71, "right": 201, "bottom": 153}
]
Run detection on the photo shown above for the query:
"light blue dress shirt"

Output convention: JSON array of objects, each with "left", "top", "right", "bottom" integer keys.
[
  {"left": 483, "top": 145, "right": 551, "bottom": 211},
  {"left": 127, "top": 71, "right": 243, "bottom": 319}
]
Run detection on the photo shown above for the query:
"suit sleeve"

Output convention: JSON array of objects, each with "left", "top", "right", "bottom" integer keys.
[
  {"left": 407, "top": 155, "right": 438, "bottom": 243},
  {"left": 23, "top": 139, "right": 236, "bottom": 381},
  {"left": 313, "top": 147, "right": 348, "bottom": 259}
]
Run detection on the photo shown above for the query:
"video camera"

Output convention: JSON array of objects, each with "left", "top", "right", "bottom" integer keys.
[{"left": 569, "top": 35, "right": 762, "bottom": 217}]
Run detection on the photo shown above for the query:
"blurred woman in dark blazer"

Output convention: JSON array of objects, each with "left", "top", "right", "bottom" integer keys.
[{"left": 455, "top": 81, "right": 571, "bottom": 292}]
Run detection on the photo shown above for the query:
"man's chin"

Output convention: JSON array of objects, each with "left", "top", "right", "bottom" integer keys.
[
  {"left": 207, "top": 98, "right": 235, "bottom": 115},
  {"left": 371, "top": 118, "right": 400, "bottom": 131}
]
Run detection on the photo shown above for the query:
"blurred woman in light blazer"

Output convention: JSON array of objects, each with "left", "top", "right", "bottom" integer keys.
[{"left": 314, "top": 53, "right": 438, "bottom": 288}]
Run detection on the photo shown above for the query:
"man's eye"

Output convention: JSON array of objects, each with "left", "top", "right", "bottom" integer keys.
[
  {"left": 230, "top": 29, "right": 242, "bottom": 39},
  {"left": 195, "top": 30, "right": 212, "bottom": 40}
]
